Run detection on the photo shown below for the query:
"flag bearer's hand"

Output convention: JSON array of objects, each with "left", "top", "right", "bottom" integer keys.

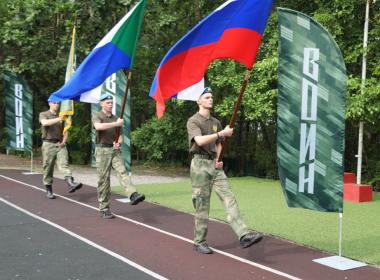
[
  {"left": 115, "top": 118, "right": 124, "bottom": 127},
  {"left": 113, "top": 142, "right": 121, "bottom": 150},
  {"left": 215, "top": 161, "right": 223, "bottom": 169},
  {"left": 220, "top": 125, "right": 233, "bottom": 137}
]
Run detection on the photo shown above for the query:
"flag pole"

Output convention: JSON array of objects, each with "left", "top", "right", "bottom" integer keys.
[
  {"left": 114, "top": 70, "right": 132, "bottom": 142},
  {"left": 114, "top": 70, "right": 133, "bottom": 197},
  {"left": 338, "top": 212, "right": 343, "bottom": 257},
  {"left": 356, "top": 0, "right": 371, "bottom": 184},
  {"left": 218, "top": 69, "right": 252, "bottom": 162},
  {"left": 30, "top": 150, "right": 33, "bottom": 173}
]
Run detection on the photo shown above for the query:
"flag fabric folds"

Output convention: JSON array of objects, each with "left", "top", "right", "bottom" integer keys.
[
  {"left": 149, "top": 0, "right": 273, "bottom": 118},
  {"left": 59, "top": 24, "right": 76, "bottom": 133},
  {"left": 49, "top": 0, "right": 146, "bottom": 103}
]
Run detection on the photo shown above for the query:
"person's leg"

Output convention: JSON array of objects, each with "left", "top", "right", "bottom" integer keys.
[
  {"left": 112, "top": 150, "right": 135, "bottom": 196},
  {"left": 191, "top": 157, "right": 213, "bottom": 253},
  {"left": 213, "top": 169, "right": 250, "bottom": 239},
  {"left": 111, "top": 150, "right": 145, "bottom": 205},
  {"left": 213, "top": 169, "right": 263, "bottom": 248},
  {"left": 95, "top": 147, "right": 113, "bottom": 216},
  {"left": 42, "top": 142, "right": 58, "bottom": 198},
  {"left": 56, "top": 146, "right": 71, "bottom": 177},
  {"left": 56, "top": 146, "right": 82, "bottom": 192}
]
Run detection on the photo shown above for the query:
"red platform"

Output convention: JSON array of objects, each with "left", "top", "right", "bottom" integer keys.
[
  {"left": 344, "top": 172, "right": 356, "bottom": 184},
  {"left": 343, "top": 173, "right": 373, "bottom": 202}
]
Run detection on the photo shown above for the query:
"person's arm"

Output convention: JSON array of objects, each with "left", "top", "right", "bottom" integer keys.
[
  {"left": 113, "top": 134, "right": 123, "bottom": 150},
  {"left": 215, "top": 142, "right": 224, "bottom": 169},
  {"left": 59, "top": 131, "right": 68, "bottom": 148},
  {"left": 93, "top": 118, "right": 123, "bottom": 131},
  {"left": 193, "top": 133, "right": 218, "bottom": 146},
  {"left": 40, "top": 116, "right": 63, "bottom": 127},
  {"left": 194, "top": 125, "right": 233, "bottom": 147}
]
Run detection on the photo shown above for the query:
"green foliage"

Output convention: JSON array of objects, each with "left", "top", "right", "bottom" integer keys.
[
  {"left": 347, "top": 77, "right": 380, "bottom": 123},
  {"left": 66, "top": 103, "right": 92, "bottom": 164},
  {"left": 0, "top": 79, "right": 4, "bottom": 153},
  {"left": 0, "top": 0, "right": 380, "bottom": 181},
  {"left": 365, "top": 159, "right": 380, "bottom": 192},
  {"left": 0, "top": 128, "right": 7, "bottom": 153},
  {"left": 132, "top": 113, "right": 187, "bottom": 162}
]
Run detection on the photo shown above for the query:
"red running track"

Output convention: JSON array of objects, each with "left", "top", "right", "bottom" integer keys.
[{"left": 1, "top": 169, "right": 380, "bottom": 280}]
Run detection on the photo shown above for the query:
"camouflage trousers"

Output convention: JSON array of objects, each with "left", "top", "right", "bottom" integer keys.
[
  {"left": 190, "top": 155, "right": 250, "bottom": 244},
  {"left": 42, "top": 141, "right": 72, "bottom": 186},
  {"left": 95, "top": 147, "right": 136, "bottom": 211}
]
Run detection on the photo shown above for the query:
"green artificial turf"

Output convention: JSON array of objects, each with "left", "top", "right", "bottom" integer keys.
[{"left": 113, "top": 177, "right": 380, "bottom": 266}]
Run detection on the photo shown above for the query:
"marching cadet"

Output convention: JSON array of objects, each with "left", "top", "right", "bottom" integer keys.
[
  {"left": 187, "top": 87, "right": 263, "bottom": 254},
  {"left": 93, "top": 93, "right": 145, "bottom": 219},
  {"left": 39, "top": 101, "right": 82, "bottom": 199}
]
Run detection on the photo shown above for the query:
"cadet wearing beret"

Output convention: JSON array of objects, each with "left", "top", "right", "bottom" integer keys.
[
  {"left": 92, "top": 93, "right": 145, "bottom": 219},
  {"left": 39, "top": 101, "right": 82, "bottom": 199},
  {"left": 187, "top": 87, "right": 263, "bottom": 254}
]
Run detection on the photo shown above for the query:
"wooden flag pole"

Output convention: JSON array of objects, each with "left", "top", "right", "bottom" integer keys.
[
  {"left": 218, "top": 69, "right": 252, "bottom": 162},
  {"left": 114, "top": 70, "right": 132, "bottom": 142}
]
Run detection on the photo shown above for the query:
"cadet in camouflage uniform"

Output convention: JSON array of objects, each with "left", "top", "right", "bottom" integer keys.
[
  {"left": 39, "top": 101, "right": 82, "bottom": 199},
  {"left": 187, "top": 87, "right": 263, "bottom": 254},
  {"left": 93, "top": 93, "right": 145, "bottom": 219}
]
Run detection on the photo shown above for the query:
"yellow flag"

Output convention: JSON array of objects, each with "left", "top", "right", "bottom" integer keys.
[{"left": 60, "top": 24, "right": 76, "bottom": 133}]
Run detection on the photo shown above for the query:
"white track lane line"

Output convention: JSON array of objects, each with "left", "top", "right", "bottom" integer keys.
[
  {"left": 0, "top": 174, "right": 301, "bottom": 280},
  {"left": 0, "top": 197, "right": 167, "bottom": 280}
]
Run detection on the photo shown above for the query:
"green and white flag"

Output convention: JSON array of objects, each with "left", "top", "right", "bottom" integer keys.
[
  {"left": 277, "top": 8, "right": 347, "bottom": 212},
  {"left": 3, "top": 71, "right": 33, "bottom": 152},
  {"left": 91, "top": 71, "right": 131, "bottom": 171}
]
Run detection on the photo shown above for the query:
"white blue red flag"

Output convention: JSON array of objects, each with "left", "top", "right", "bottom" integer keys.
[
  {"left": 149, "top": 0, "right": 273, "bottom": 118},
  {"left": 48, "top": 0, "right": 146, "bottom": 103}
]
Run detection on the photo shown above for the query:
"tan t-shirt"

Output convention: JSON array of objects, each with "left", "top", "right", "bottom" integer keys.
[
  {"left": 92, "top": 111, "right": 118, "bottom": 145},
  {"left": 187, "top": 112, "right": 223, "bottom": 156},
  {"left": 39, "top": 110, "right": 63, "bottom": 140}
]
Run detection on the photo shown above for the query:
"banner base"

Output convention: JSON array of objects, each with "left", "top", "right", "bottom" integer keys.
[
  {"left": 22, "top": 171, "right": 40, "bottom": 175},
  {"left": 115, "top": 197, "right": 131, "bottom": 203},
  {"left": 313, "top": 256, "right": 367, "bottom": 270}
]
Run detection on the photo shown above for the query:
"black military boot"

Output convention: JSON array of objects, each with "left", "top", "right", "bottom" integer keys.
[
  {"left": 45, "top": 185, "right": 55, "bottom": 199},
  {"left": 65, "top": 176, "right": 83, "bottom": 193},
  {"left": 130, "top": 192, "right": 145, "bottom": 205},
  {"left": 99, "top": 209, "right": 114, "bottom": 219},
  {"left": 194, "top": 243, "right": 213, "bottom": 254},
  {"left": 239, "top": 232, "right": 263, "bottom": 248}
]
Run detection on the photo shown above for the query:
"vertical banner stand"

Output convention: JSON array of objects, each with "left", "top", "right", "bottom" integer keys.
[
  {"left": 313, "top": 213, "right": 367, "bottom": 270},
  {"left": 314, "top": 1, "right": 370, "bottom": 270},
  {"left": 22, "top": 151, "right": 39, "bottom": 175}
]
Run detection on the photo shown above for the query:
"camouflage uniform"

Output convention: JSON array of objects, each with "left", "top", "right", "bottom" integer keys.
[
  {"left": 93, "top": 110, "right": 136, "bottom": 212},
  {"left": 39, "top": 110, "right": 72, "bottom": 186},
  {"left": 187, "top": 112, "right": 250, "bottom": 245}
]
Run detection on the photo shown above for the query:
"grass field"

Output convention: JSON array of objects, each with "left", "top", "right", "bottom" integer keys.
[{"left": 113, "top": 177, "right": 380, "bottom": 267}]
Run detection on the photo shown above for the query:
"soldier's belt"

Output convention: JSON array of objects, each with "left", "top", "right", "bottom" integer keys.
[
  {"left": 43, "top": 139, "right": 60, "bottom": 143},
  {"left": 96, "top": 143, "right": 114, "bottom": 148},
  {"left": 192, "top": 153, "right": 215, "bottom": 160}
]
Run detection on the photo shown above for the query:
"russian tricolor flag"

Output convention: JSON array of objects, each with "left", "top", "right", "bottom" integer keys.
[{"left": 149, "top": 0, "right": 273, "bottom": 118}]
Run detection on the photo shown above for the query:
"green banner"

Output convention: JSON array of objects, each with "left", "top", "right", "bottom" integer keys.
[
  {"left": 3, "top": 71, "right": 33, "bottom": 152},
  {"left": 277, "top": 8, "right": 347, "bottom": 212},
  {"left": 91, "top": 71, "right": 131, "bottom": 171}
]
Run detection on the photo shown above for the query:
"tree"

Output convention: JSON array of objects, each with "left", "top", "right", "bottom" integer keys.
[{"left": 0, "top": 0, "right": 379, "bottom": 182}]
